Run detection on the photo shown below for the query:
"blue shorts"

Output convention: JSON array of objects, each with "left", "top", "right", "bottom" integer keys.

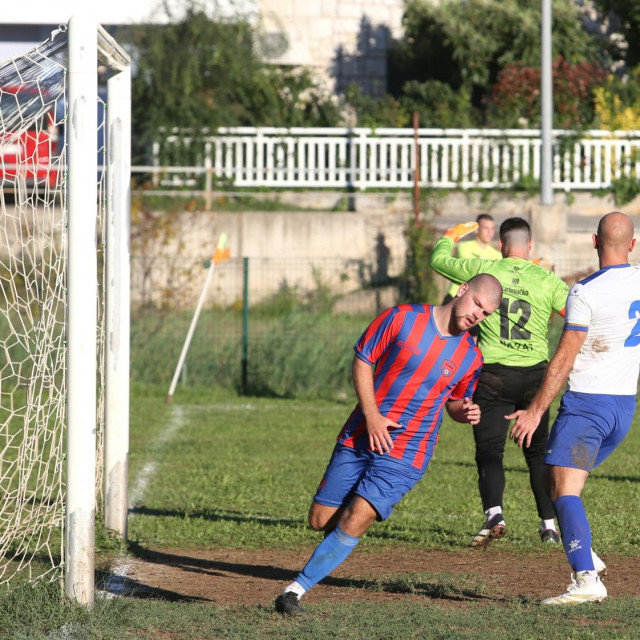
[
  {"left": 313, "top": 444, "right": 424, "bottom": 521},
  {"left": 544, "top": 391, "right": 636, "bottom": 471}
]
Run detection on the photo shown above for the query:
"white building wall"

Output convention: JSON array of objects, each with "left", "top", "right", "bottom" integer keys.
[{"left": 257, "top": 0, "right": 405, "bottom": 96}]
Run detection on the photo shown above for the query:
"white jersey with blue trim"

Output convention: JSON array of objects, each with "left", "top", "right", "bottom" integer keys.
[{"left": 564, "top": 264, "right": 640, "bottom": 395}]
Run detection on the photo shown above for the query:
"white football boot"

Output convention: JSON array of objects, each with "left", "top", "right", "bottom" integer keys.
[{"left": 542, "top": 570, "right": 607, "bottom": 605}]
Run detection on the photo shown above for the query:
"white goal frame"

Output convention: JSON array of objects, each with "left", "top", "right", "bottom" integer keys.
[{"left": 66, "top": 14, "right": 131, "bottom": 605}]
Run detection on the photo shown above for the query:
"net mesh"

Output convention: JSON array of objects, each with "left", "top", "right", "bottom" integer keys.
[{"left": 0, "top": 26, "right": 107, "bottom": 584}]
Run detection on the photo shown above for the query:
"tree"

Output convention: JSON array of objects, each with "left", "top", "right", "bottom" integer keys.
[
  {"left": 118, "top": 0, "right": 341, "bottom": 163},
  {"left": 390, "top": 0, "right": 600, "bottom": 123},
  {"left": 489, "top": 57, "right": 606, "bottom": 129},
  {"left": 593, "top": 66, "right": 640, "bottom": 130}
]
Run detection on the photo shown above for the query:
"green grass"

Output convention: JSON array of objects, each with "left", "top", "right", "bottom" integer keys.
[
  {"left": 6, "top": 587, "right": 639, "bottom": 640},
  {"left": 11, "top": 596, "right": 640, "bottom": 640},
  {"left": 125, "top": 385, "right": 640, "bottom": 554},
  {"left": 4, "top": 383, "right": 640, "bottom": 638}
]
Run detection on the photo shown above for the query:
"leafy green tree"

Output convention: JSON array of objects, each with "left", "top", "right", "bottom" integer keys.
[
  {"left": 399, "top": 80, "right": 478, "bottom": 128},
  {"left": 402, "top": 219, "right": 440, "bottom": 305},
  {"left": 343, "top": 84, "right": 411, "bottom": 128},
  {"left": 118, "top": 1, "right": 341, "bottom": 162},
  {"left": 390, "top": 0, "right": 599, "bottom": 123}
]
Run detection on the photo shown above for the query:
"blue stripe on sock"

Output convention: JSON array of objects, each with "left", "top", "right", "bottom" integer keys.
[
  {"left": 296, "top": 526, "right": 360, "bottom": 591},
  {"left": 553, "top": 495, "right": 594, "bottom": 572}
]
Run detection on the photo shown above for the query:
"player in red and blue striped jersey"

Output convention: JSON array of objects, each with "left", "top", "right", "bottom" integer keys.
[
  {"left": 275, "top": 270, "right": 503, "bottom": 616},
  {"left": 337, "top": 303, "right": 485, "bottom": 472}
]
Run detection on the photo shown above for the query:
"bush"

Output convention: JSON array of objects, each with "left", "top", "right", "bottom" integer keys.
[{"left": 611, "top": 175, "right": 640, "bottom": 206}]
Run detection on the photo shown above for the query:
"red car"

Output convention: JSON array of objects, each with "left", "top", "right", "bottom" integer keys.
[{"left": 0, "top": 85, "right": 61, "bottom": 188}]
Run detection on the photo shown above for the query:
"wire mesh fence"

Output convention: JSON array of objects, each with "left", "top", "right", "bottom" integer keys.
[
  {"left": 130, "top": 248, "right": 605, "bottom": 400},
  {"left": 131, "top": 254, "right": 412, "bottom": 399}
]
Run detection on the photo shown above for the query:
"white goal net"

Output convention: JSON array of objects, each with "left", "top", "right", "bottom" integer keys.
[{"left": 0, "top": 17, "right": 130, "bottom": 603}]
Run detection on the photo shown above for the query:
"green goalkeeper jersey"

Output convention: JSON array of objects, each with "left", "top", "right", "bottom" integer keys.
[{"left": 431, "top": 236, "right": 569, "bottom": 366}]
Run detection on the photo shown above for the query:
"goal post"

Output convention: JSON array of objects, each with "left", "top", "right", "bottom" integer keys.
[
  {"left": 67, "top": 14, "right": 131, "bottom": 604},
  {"left": 0, "top": 15, "right": 130, "bottom": 605},
  {"left": 103, "top": 22, "right": 132, "bottom": 550}
]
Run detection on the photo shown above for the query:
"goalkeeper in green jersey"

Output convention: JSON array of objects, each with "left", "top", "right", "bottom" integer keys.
[
  {"left": 442, "top": 214, "right": 502, "bottom": 339},
  {"left": 430, "top": 217, "right": 569, "bottom": 547}
]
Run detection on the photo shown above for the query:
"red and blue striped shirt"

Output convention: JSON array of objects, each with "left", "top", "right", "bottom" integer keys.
[{"left": 337, "top": 304, "right": 483, "bottom": 472}]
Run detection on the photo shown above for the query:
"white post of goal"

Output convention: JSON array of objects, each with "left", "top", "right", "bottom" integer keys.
[
  {"left": 104, "top": 34, "right": 132, "bottom": 540},
  {"left": 67, "top": 14, "right": 99, "bottom": 605}
]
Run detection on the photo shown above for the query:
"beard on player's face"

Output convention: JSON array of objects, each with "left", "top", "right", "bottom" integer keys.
[{"left": 450, "top": 298, "right": 480, "bottom": 334}]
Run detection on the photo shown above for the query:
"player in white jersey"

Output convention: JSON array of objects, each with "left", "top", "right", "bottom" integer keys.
[{"left": 508, "top": 211, "right": 640, "bottom": 605}]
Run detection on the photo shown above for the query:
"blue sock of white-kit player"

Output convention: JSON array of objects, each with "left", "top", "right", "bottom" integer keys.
[
  {"left": 290, "top": 526, "right": 360, "bottom": 593},
  {"left": 553, "top": 495, "right": 595, "bottom": 572}
]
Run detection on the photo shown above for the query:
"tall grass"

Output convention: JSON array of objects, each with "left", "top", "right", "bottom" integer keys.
[
  {"left": 131, "top": 306, "right": 566, "bottom": 400},
  {"left": 131, "top": 307, "right": 371, "bottom": 398}
]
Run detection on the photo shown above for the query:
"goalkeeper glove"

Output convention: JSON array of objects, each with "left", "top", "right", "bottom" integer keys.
[{"left": 443, "top": 222, "right": 478, "bottom": 242}]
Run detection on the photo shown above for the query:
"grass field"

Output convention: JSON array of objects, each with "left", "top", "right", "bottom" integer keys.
[{"left": 4, "top": 383, "right": 640, "bottom": 639}]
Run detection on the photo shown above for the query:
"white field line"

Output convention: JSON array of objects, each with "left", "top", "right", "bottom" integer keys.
[
  {"left": 128, "top": 402, "right": 258, "bottom": 509},
  {"left": 99, "top": 405, "right": 186, "bottom": 600},
  {"left": 128, "top": 404, "right": 185, "bottom": 509},
  {"left": 102, "top": 402, "right": 266, "bottom": 599}
]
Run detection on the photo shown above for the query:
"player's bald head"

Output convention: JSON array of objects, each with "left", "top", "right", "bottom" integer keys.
[
  {"left": 466, "top": 273, "right": 503, "bottom": 308},
  {"left": 596, "top": 211, "right": 634, "bottom": 249}
]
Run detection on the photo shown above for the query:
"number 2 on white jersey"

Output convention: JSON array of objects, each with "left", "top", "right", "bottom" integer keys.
[{"left": 624, "top": 300, "right": 640, "bottom": 347}]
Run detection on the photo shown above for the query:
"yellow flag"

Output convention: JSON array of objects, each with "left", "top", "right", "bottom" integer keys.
[{"left": 212, "top": 232, "right": 231, "bottom": 265}]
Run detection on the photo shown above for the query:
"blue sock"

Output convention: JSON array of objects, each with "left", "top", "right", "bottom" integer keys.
[
  {"left": 296, "top": 526, "right": 360, "bottom": 591},
  {"left": 553, "top": 495, "right": 594, "bottom": 572}
]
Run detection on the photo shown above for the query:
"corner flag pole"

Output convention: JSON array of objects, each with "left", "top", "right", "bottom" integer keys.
[{"left": 166, "top": 233, "right": 231, "bottom": 404}]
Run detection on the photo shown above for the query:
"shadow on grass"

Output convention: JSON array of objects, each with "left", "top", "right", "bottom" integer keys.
[
  {"left": 126, "top": 543, "right": 502, "bottom": 603},
  {"left": 129, "top": 505, "right": 451, "bottom": 545},
  {"left": 128, "top": 505, "right": 463, "bottom": 545},
  {"left": 440, "top": 460, "right": 536, "bottom": 475},
  {"left": 440, "top": 460, "right": 640, "bottom": 483},
  {"left": 96, "top": 565, "right": 212, "bottom": 603},
  {"left": 128, "top": 505, "right": 303, "bottom": 529}
]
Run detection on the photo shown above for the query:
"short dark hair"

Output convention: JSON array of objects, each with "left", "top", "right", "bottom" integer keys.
[
  {"left": 499, "top": 217, "right": 530, "bottom": 243},
  {"left": 476, "top": 213, "right": 494, "bottom": 224}
]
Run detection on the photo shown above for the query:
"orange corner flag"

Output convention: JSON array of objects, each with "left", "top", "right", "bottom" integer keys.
[{"left": 213, "top": 233, "right": 231, "bottom": 265}]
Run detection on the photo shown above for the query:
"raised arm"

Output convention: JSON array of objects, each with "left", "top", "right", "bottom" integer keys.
[{"left": 430, "top": 223, "right": 486, "bottom": 284}]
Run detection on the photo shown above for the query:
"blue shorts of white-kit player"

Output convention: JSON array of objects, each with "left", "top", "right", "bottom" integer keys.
[
  {"left": 544, "top": 391, "right": 636, "bottom": 471},
  {"left": 313, "top": 444, "right": 424, "bottom": 521}
]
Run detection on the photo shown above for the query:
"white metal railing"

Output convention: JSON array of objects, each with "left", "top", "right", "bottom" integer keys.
[{"left": 137, "top": 127, "right": 640, "bottom": 192}]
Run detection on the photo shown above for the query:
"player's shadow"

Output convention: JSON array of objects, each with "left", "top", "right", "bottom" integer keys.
[
  {"left": 126, "top": 544, "right": 502, "bottom": 603},
  {"left": 440, "top": 460, "right": 530, "bottom": 474},
  {"left": 440, "top": 460, "right": 640, "bottom": 483},
  {"left": 591, "top": 473, "right": 640, "bottom": 483},
  {"left": 128, "top": 505, "right": 303, "bottom": 530}
]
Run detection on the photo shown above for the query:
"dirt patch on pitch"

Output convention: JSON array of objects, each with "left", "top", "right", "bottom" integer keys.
[{"left": 108, "top": 545, "right": 640, "bottom": 607}]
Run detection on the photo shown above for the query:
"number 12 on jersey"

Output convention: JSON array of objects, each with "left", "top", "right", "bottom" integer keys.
[{"left": 499, "top": 297, "right": 532, "bottom": 341}]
